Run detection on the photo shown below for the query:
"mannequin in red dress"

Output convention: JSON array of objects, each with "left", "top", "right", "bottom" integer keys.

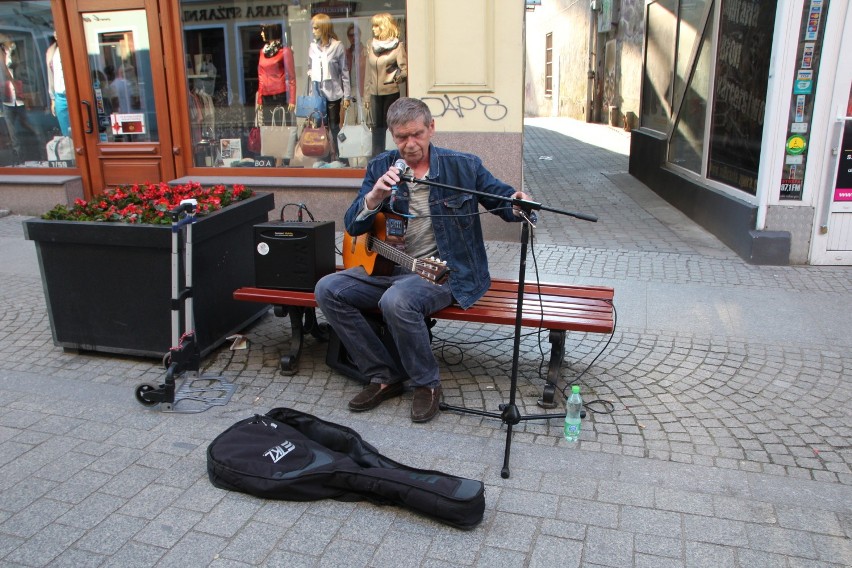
[{"left": 256, "top": 23, "right": 296, "bottom": 126}]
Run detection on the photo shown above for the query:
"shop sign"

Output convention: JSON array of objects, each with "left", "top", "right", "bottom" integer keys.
[
  {"left": 780, "top": 178, "right": 803, "bottom": 199},
  {"left": 834, "top": 122, "right": 852, "bottom": 201},
  {"left": 111, "top": 113, "right": 146, "bottom": 136},
  {"left": 793, "top": 70, "right": 813, "bottom": 94},
  {"left": 182, "top": 3, "right": 289, "bottom": 23},
  {"left": 786, "top": 134, "right": 807, "bottom": 155},
  {"left": 780, "top": 0, "right": 830, "bottom": 202},
  {"left": 801, "top": 43, "right": 815, "bottom": 68},
  {"left": 805, "top": 0, "right": 823, "bottom": 41}
]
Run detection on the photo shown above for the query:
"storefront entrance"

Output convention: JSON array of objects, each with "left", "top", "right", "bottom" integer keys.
[
  {"left": 811, "top": 0, "right": 852, "bottom": 265},
  {"left": 65, "top": 0, "right": 177, "bottom": 191}
]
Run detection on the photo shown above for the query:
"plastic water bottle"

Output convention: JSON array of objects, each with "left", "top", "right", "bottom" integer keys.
[{"left": 564, "top": 385, "right": 583, "bottom": 442}]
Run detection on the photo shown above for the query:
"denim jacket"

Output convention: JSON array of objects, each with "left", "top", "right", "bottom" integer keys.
[{"left": 344, "top": 145, "right": 525, "bottom": 309}]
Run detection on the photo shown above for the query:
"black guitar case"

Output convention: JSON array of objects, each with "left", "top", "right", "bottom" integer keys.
[{"left": 206, "top": 407, "right": 485, "bottom": 529}]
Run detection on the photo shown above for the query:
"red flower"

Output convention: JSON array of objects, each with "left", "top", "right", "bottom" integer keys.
[{"left": 42, "top": 182, "right": 255, "bottom": 225}]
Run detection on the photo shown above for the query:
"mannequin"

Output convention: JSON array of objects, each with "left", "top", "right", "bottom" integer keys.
[
  {"left": 256, "top": 23, "right": 296, "bottom": 126},
  {"left": 0, "top": 34, "right": 39, "bottom": 163},
  {"left": 46, "top": 32, "right": 70, "bottom": 136},
  {"left": 363, "top": 13, "right": 407, "bottom": 157},
  {"left": 308, "top": 13, "right": 350, "bottom": 160},
  {"left": 345, "top": 23, "right": 366, "bottom": 104}
]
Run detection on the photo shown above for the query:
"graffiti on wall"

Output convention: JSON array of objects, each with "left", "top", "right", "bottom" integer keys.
[{"left": 420, "top": 94, "right": 508, "bottom": 121}]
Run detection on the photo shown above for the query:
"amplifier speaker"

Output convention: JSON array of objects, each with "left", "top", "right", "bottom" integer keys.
[{"left": 254, "top": 220, "right": 335, "bottom": 291}]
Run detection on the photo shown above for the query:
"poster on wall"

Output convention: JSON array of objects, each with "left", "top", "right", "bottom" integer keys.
[{"left": 706, "top": 1, "right": 777, "bottom": 195}]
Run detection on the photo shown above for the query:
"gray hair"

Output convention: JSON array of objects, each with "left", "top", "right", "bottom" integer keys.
[{"left": 387, "top": 98, "right": 432, "bottom": 132}]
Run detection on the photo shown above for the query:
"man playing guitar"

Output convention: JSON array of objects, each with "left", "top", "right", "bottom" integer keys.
[{"left": 315, "top": 97, "right": 532, "bottom": 422}]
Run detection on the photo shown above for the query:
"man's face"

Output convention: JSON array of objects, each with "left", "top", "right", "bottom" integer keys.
[{"left": 390, "top": 119, "right": 434, "bottom": 166}]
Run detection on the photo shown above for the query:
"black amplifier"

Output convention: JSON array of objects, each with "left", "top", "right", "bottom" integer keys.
[{"left": 253, "top": 220, "right": 335, "bottom": 291}]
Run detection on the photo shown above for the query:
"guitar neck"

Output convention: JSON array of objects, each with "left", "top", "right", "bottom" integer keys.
[{"left": 369, "top": 235, "right": 416, "bottom": 271}]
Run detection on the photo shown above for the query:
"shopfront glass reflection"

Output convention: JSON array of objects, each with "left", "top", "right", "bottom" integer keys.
[{"left": 0, "top": 1, "right": 74, "bottom": 168}]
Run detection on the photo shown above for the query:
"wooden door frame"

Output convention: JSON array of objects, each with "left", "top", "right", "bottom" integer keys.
[{"left": 66, "top": 0, "right": 177, "bottom": 196}]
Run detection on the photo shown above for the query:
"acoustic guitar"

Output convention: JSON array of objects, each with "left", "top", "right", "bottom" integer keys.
[{"left": 343, "top": 212, "right": 450, "bottom": 285}]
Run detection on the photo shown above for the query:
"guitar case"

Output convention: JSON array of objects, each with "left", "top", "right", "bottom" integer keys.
[{"left": 207, "top": 407, "right": 485, "bottom": 529}]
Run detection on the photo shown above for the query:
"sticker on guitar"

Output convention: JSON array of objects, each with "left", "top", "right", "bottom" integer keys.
[{"left": 343, "top": 213, "right": 450, "bottom": 285}]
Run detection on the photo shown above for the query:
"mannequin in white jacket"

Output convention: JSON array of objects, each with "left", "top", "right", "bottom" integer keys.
[{"left": 308, "top": 13, "right": 350, "bottom": 160}]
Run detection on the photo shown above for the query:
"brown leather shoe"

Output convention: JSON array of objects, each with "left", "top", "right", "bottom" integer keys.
[
  {"left": 411, "top": 386, "right": 442, "bottom": 422},
  {"left": 348, "top": 382, "right": 404, "bottom": 412}
]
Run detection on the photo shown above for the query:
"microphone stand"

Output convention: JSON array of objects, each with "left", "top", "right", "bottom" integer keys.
[{"left": 400, "top": 173, "right": 596, "bottom": 478}]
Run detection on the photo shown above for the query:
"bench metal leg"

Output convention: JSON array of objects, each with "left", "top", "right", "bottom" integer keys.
[
  {"left": 538, "top": 329, "right": 565, "bottom": 409},
  {"left": 272, "top": 306, "right": 329, "bottom": 375}
]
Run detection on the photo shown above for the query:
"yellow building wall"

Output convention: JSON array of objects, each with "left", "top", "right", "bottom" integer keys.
[
  {"left": 405, "top": 0, "right": 525, "bottom": 134},
  {"left": 403, "top": 0, "right": 526, "bottom": 242}
]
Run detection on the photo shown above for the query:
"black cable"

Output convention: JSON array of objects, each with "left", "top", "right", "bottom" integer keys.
[
  {"left": 279, "top": 202, "right": 316, "bottom": 221},
  {"left": 433, "top": 208, "right": 616, "bottom": 416}
]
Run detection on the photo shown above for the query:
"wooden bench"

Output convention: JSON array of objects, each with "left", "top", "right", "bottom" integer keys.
[{"left": 234, "top": 278, "right": 614, "bottom": 407}]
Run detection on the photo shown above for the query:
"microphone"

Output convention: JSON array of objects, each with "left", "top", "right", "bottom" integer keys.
[
  {"left": 390, "top": 159, "right": 411, "bottom": 211},
  {"left": 393, "top": 159, "right": 414, "bottom": 182}
]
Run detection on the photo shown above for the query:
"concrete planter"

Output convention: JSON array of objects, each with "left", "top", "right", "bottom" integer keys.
[{"left": 23, "top": 192, "right": 274, "bottom": 358}]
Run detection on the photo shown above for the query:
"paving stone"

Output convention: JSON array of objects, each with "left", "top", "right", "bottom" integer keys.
[
  {"left": 73, "top": 513, "right": 147, "bottom": 555},
  {"left": 583, "top": 526, "right": 633, "bottom": 567},
  {"left": 2, "top": 119, "right": 852, "bottom": 567}
]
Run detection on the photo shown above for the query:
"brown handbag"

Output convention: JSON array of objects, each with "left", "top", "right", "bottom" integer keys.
[{"left": 299, "top": 111, "right": 331, "bottom": 158}]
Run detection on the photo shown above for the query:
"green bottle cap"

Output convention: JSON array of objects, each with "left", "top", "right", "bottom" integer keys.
[{"left": 571, "top": 385, "right": 580, "bottom": 393}]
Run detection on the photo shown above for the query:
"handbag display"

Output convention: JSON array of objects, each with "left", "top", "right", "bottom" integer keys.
[
  {"left": 289, "top": 144, "right": 315, "bottom": 168},
  {"left": 46, "top": 135, "right": 74, "bottom": 161},
  {"left": 295, "top": 81, "right": 327, "bottom": 118},
  {"left": 299, "top": 111, "right": 331, "bottom": 158},
  {"left": 247, "top": 108, "right": 261, "bottom": 154},
  {"left": 260, "top": 106, "right": 298, "bottom": 161},
  {"left": 337, "top": 124, "right": 371, "bottom": 158},
  {"left": 337, "top": 101, "right": 371, "bottom": 159}
]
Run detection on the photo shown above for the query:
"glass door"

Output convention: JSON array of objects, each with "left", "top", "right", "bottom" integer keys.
[
  {"left": 811, "top": 0, "right": 852, "bottom": 264},
  {"left": 67, "top": 0, "right": 175, "bottom": 192}
]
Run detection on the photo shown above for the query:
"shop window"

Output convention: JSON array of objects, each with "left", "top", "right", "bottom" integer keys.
[
  {"left": 641, "top": 0, "right": 778, "bottom": 196},
  {"left": 667, "top": 4, "right": 713, "bottom": 173},
  {"left": 85, "top": 16, "right": 160, "bottom": 145},
  {"left": 544, "top": 32, "right": 552, "bottom": 98},
  {"left": 0, "top": 1, "right": 72, "bottom": 168},
  {"left": 641, "top": 0, "right": 677, "bottom": 133},
  {"left": 180, "top": 1, "right": 406, "bottom": 171},
  {"left": 707, "top": 1, "right": 777, "bottom": 195}
]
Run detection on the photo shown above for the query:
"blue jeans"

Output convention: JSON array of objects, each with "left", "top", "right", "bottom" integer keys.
[
  {"left": 54, "top": 92, "right": 70, "bottom": 136},
  {"left": 315, "top": 266, "right": 453, "bottom": 388}
]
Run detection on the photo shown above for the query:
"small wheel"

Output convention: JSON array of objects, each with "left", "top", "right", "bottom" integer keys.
[
  {"left": 162, "top": 352, "right": 172, "bottom": 369},
  {"left": 135, "top": 383, "right": 159, "bottom": 406}
]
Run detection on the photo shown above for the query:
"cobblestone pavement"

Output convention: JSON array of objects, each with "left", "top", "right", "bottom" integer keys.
[{"left": 0, "top": 118, "right": 849, "bottom": 567}]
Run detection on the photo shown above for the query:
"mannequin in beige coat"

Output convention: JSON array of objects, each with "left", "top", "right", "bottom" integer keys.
[{"left": 363, "top": 13, "right": 407, "bottom": 157}]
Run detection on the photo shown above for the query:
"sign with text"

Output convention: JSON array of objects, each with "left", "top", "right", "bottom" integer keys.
[{"left": 110, "top": 113, "right": 146, "bottom": 136}]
